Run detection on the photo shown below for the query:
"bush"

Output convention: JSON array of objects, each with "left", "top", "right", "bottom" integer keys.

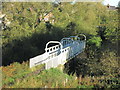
[{"left": 87, "top": 36, "right": 102, "bottom": 48}]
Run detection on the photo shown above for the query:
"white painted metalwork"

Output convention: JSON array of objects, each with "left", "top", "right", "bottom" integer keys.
[{"left": 30, "top": 34, "right": 86, "bottom": 69}]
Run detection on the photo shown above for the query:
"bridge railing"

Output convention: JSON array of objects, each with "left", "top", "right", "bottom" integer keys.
[
  {"left": 29, "top": 35, "right": 86, "bottom": 69},
  {"left": 30, "top": 52, "right": 49, "bottom": 68}
]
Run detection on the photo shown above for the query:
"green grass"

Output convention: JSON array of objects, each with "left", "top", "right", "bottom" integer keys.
[
  {"left": 2, "top": 61, "right": 45, "bottom": 88},
  {"left": 2, "top": 62, "right": 77, "bottom": 88}
]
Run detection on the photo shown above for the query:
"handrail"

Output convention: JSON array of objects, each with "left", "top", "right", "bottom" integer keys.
[
  {"left": 45, "top": 41, "right": 63, "bottom": 52},
  {"left": 77, "top": 34, "right": 86, "bottom": 41}
]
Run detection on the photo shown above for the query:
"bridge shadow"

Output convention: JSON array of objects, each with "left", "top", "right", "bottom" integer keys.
[{"left": 63, "top": 55, "right": 90, "bottom": 83}]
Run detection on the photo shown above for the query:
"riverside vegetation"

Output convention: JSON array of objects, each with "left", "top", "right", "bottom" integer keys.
[{"left": 1, "top": 2, "right": 120, "bottom": 88}]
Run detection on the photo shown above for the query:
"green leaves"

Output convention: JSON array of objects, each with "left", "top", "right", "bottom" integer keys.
[{"left": 87, "top": 36, "right": 102, "bottom": 48}]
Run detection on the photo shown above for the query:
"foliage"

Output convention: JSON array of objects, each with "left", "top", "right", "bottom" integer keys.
[
  {"left": 87, "top": 36, "right": 102, "bottom": 48},
  {"left": 1, "top": 2, "right": 120, "bottom": 88},
  {"left": 2, "top": 59, "right": 120, "bottom": 88},
  {"left": 64, "top": 58, "right": 89, "bottom": 77},
  {"left": 76, "top": 85, "right": 94, "bottom": 88},
  {"left": 2, "top": 65, "right": 76, "bottom": 88},
  {"left": 99, "top": 51, "right": 119, "bottom": 75},
  {"left": 118, "top": 1, "right": 120, "bottom": 7}
]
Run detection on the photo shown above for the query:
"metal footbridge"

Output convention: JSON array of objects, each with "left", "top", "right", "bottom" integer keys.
[{"left": 30, "top": 34, "right": 86, "bottom": 69}]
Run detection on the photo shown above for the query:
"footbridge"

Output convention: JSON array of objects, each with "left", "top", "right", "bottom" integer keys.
[{"left": 30, "top": 34, "right": 86, "bottom": 69}]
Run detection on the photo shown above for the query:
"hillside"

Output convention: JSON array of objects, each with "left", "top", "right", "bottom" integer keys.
[
  {"left": 2, "top": 59, "right": 120, "bottom": 88},
  {"left": 1, "top": 2, "right": 120, "bottom": 88}
]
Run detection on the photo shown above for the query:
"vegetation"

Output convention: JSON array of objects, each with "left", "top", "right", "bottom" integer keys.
[{"left": 1, "top": 2, "right": 120, "bottom": 88}]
